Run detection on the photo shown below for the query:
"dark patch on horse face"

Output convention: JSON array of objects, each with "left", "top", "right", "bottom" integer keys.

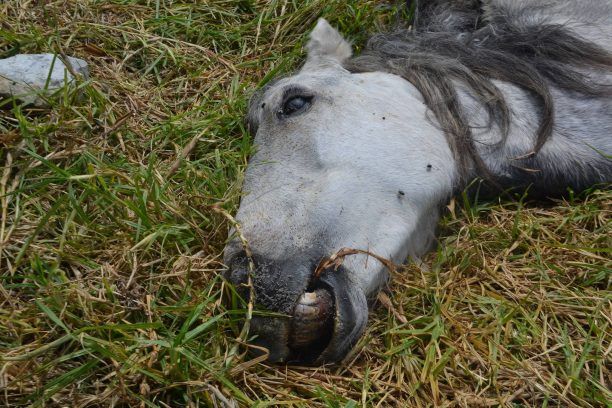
[
  {"left": 426, "top": 164, "right": 432, "bottom": 171},
  {"left": 226, "top": 252, "right": 317, "bottom": 314},
  {"left": 397, "top": 190, "right": 405, "bottom": 198}
]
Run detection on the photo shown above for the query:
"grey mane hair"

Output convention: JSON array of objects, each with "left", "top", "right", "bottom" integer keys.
[
  {"left": 344, "top": 5, "right": 612, "bottom": 182},
  {"left": 413, "top": 0, "right": 482, "bottom": 32}
]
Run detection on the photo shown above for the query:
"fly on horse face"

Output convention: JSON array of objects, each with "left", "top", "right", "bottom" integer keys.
[{"left": 224, "top": 0, "right": 612, "bottom": 364}]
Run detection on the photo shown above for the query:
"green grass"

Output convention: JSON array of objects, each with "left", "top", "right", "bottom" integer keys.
[{"left": 0, "top": 1, "right": 610, "bottom": 406}]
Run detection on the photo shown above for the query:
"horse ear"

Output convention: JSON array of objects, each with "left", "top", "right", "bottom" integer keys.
[{"left": 305, "top": 18, "right": 352, "bottom": 65}]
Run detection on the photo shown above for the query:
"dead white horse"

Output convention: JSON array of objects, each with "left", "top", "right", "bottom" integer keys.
[{"left": 224, "top": 0, "right": 612, "bottom": 364}]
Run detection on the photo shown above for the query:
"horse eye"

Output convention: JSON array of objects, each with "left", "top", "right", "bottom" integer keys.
[{"left": 280, "top": 95, "right": 312, "bottom": 116}]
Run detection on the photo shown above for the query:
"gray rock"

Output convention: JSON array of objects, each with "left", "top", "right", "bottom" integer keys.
[{"left": 0, "top": 53, "right": 89, "bottom": 107}]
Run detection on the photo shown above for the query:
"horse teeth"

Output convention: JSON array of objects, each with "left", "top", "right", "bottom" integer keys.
[
  {"left": 297, "top": 291, "right": 320, "bottom": 306},
  {"left": 290, "top": 289, "right": 333, "bottom": 348}
]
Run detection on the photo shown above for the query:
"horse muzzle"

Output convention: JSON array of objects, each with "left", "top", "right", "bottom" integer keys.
[{"left": 225, "top": 253, "right": 368, "bottom": 364}]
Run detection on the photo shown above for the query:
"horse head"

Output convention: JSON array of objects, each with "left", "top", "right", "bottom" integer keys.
[{"left": 223, "top": 19, "right": 456, "bottom": 363}]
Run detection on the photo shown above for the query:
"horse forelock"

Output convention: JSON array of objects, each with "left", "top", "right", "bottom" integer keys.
[{"left": 344, "top": 8, "right": 612, "bottom": 182}]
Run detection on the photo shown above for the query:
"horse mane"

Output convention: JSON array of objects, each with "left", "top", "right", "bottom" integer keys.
[{"left": 344, "top": 4, "right": 612, "bottom": 181}]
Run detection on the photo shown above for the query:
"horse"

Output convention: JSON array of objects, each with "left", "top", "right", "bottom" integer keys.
[{"left": 223, "top": 0, "right": 612, "bottom": 364}]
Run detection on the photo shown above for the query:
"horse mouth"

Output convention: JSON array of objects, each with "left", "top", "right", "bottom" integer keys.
[
  {"left": 225, "top": 253, "right": 369, "bottom": 364},
  {"left": 288, "top": 287, "right": 335, "bottom": 362},
  {"left": 285, "top": 266, "right": 369, "bottom": 364}
]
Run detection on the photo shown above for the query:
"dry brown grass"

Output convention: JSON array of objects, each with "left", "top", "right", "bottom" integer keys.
[{"left": 0, "top": 1, "right": 610, "bottom": 407}]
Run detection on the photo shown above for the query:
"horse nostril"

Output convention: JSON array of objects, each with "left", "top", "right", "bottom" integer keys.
[{"left": 290, "top": 289, "right": 334, "bottom": 349}]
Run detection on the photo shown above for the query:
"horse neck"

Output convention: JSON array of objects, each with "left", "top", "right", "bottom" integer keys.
[{"left": 456, "top": 79, "right": 612, "bottom": 196}]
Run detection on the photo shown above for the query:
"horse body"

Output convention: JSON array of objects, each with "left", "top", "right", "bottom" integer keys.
[{"left": 224, "top": 0, "right": 612, "bottom": 364}]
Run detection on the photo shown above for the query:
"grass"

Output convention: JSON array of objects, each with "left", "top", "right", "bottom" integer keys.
[{"left": 0, "top": 1, "right": 610, "bottom": 406}]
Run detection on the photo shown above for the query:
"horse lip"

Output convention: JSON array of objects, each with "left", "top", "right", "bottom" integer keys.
[
  {"left": 249, "top": 315, "right": 293, "bottom": 363},
  {"left": 313, "top": 266, "right": 369, "bottom": 364}
]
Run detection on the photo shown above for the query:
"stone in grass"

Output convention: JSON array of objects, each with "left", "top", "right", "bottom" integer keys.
[{"left": 0, "top": 53, "right": 89, "bottom": 107}]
